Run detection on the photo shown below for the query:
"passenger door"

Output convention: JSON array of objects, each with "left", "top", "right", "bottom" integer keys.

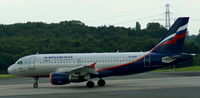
[{"left": 29, "top": 56, "right": 35, "bottom": 69}]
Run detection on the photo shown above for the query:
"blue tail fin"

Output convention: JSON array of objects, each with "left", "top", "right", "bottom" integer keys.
[{"left": 151, "top": 17, "right": 189, "bottom": 53}]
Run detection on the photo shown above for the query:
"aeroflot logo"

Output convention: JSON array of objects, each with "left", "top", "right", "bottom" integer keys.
[{"left": 44, "top": 56, "right": 73, "bottom": 59}]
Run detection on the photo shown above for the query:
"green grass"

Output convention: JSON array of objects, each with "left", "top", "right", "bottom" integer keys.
[
  {"left": 0, "top": 74, "right": 16, "bottom": 78},
  {"left": 154, "top": 66, "right": 200, "bottom": 72}
]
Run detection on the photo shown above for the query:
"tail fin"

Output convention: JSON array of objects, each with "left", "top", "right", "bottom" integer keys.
[{"left": 152, "top": 17, "right": 189, "bottom": 53}]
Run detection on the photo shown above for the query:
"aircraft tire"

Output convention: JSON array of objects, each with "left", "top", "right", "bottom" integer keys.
[
  {"left": 33, "top": 83, "right": 38, "bottom": 88},
  {"left": 86, "top": 81, "right": 95, "bottom": 88},
  {"left": 97, "top": 79, "right": 105, "bottom": 87}
]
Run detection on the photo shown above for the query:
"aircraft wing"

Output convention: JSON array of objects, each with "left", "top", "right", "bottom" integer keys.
[{"left": 55, "top": 63, "right": 99, "bottom": 75}]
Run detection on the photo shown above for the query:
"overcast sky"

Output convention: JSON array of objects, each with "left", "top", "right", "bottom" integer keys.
[{"left": 0, "top": 0, "right": 199, "bottom": 35}]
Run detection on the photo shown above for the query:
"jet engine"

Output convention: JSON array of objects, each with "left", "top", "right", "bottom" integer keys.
[
  {"left": 49, "top": 72, "right": 87, "bottom": 85},
  {"left": 50, "top": 72, "right": 71, "bottom": 85}
]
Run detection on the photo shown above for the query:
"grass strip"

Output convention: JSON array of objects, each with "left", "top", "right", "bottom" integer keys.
[{"left": 0, "top": 74, "right": 16, "bottom": 78}]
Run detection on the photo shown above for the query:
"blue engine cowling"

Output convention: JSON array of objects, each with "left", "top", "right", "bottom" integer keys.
[{"left": 50, "top": 72, "right": 71, "bottom": 85}]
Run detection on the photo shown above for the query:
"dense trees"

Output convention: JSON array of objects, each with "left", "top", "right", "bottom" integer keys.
[{"left": 0, "top": 20, "right": 199, "bottom": 73}]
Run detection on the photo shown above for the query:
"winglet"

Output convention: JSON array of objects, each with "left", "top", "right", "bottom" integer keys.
[{"left": 90, "top": 63, "right": 96, "bottom": 69}]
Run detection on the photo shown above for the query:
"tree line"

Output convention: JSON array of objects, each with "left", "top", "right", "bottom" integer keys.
[{"left": 0, "top": 20, "right": 199, "bottom": 73}]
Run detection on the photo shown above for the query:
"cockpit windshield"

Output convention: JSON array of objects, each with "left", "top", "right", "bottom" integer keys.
[{"left": 17, "top": 61, "right": 23, "bottom": 64}]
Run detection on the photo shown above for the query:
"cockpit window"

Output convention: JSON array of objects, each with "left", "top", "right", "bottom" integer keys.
[{"left": 17, "top": 61, "right": 23, "bottom": 64}]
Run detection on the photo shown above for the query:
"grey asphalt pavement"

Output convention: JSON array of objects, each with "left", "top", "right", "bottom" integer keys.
[{"left": 1, "top": 71, "right": 200, "bottom": 98}]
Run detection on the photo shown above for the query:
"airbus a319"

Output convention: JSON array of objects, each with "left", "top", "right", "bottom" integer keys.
[{"left": 8, "top": 17, "right": 195, "bottom": 88}]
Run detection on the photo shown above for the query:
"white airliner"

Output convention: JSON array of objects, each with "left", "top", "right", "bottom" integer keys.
[{"left": 8, "top": 17, "right": 194, "bottom": 88}]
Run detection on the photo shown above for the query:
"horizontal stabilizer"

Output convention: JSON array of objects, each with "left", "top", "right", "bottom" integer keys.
[{"left": 162, "top": 55, "right": 181, "bottom": 63}]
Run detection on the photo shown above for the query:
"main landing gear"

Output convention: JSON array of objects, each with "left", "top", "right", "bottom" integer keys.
[
  {"left": 86, "top": 81, "right": 95, "bottom": 88},
  {"left": 97, "top": 79, "right": 106, "bottom": 87},
  {"left": 33, "top": 77, "right": 39, "bottom": 88},
  {"left": 86, "top": 78, "right": 106, "bottom": 88}
]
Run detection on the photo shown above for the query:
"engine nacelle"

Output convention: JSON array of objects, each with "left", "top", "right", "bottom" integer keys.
[{"left": 50, "top": 72, "right": 71, "bottom": 85}]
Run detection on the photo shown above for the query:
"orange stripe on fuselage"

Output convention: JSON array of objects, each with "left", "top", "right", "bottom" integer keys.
[{"left": 97, "top": 56, "right": 145, "bottom": 71}]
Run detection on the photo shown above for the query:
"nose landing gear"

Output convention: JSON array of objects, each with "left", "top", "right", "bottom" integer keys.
[{"left": 33, "top": 77, "right": 39, "bottom": 88}]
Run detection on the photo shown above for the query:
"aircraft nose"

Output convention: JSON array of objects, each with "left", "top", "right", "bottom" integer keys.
[{"left": 7, "top": 65, "right": 14, "bottom": 74}]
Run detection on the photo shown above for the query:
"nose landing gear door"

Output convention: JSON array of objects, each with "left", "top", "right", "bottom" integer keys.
[{"left": 29, "top": 56, "right": 35, "bottom": 69}]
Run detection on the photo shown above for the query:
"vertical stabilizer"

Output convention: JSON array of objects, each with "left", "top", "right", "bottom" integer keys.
[{"left": 152, "top": 17, "right": 189, "bottom": 53}]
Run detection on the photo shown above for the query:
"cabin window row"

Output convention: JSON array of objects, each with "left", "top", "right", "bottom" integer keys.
[{"left": 40, "top": 59, "right": 134, "bottom": 64}]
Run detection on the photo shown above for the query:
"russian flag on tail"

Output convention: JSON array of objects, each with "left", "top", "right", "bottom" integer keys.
[{"left": 152, "top": 17, "right": 189, "bottom": 53}]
